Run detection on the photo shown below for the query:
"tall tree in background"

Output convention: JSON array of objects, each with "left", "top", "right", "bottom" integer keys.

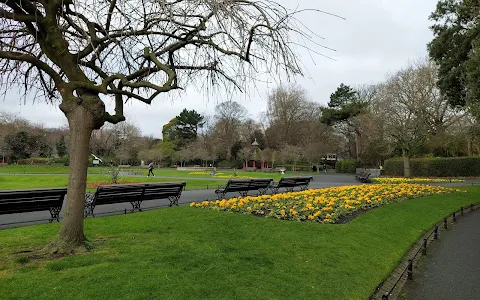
[
  {"left": 56, "top": 136, "right": 68, "bottom": 157},
  {"left": 266, "top": 85, "right": 320, "bottom": 147},
  {"left": 174, "top": 109, "right": 205, "bottom": 146},
  {"left": 4, "top": 131, "right": 30, "bottom": 160},
  {"left": 0, "top": 0, "right": 317, "bottom": 253},
  {"left": 162, "top": 118, "right": 178, "bottom": 143},
  {"left": 376, "top": 63, "right": 437, "bottom": 177},
  {"left": 163, "top": 109, "right": 205, "bottom": 148},
  {"left": 214, "top": 101, "right": 248, "bottom": 160},
  {"left": 428, "top": 0, "right": 480, "bottom": 111},
  {"left": 321, "top": 84, "right": 370, "bottom": 160}
]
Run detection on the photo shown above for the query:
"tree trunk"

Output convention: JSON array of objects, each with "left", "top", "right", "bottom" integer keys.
[
  {"left": 355, "top": 130, "right": 361, "bottom": 161},
  {"left": 467, "top": 138, "right": 472, "bottom": 156},
  {"left": 44, "top": 102, "right": 98, "bottom": 254},
  {"left": 226, "top": 147, "right": 232, "bottom": 161},
  {"left": 402, "top": 149, "right": 411, "bottom": 178}
]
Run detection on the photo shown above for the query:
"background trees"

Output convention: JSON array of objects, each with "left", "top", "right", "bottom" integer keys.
[{"left": 428, "top": 0, "right": 480, "bottom": 109}]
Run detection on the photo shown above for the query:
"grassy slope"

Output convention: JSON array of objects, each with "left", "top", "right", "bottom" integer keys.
[
  {"left": 0, "top": 175, "right": 224, "bottom": 191},
  {"left": 0, "top": 186, "right": 477, "bottom": 299}
]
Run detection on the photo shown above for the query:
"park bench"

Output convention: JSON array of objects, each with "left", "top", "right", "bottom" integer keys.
[
  {"left": 269, "top": 176, "right": 314, "bottom": 193},
  {"left": 84, "top": 182, "right": 186, "bottom": 217},
  {"left": 0, "top": 188, "right": 67, "bottom": 222},
  {"left": 355, "top": 171, "right": 371, "bottom": 183},
  {"left": 215, "top": 178, "right": 273, "bottom": 199}
]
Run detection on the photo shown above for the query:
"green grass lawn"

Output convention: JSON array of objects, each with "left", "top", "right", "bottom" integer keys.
[
  {"left": 0, "top": 175, "right": 225, "bottom": 192},
  {"left": 0, "top": 186, "right": 477, "bottom": 299},
  {"left": 0, "top": 165, "right": 314, "bottom": 180}
]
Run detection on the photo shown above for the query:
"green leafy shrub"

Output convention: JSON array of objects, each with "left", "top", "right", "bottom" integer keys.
[
  {"left": 48, "top": 156, "right": 69, "bottom": 166},
  {"left": 384, "top": 157, "right": 480, "bottom": 177},
  {"left": 335, "top": 160, "right": 357, "bottom": 173}
]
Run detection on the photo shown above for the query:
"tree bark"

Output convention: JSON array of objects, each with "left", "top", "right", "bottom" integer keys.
[
  {"left": 44, "top": 97, "right": 101, "bottom": 254},
  {"left": 355, "top": 130, "right": 361, "bottom": 161},
  {"left": 467, "top": 138, "right": 473, "bottom": 156},
  {"left": 402, "top": 149, "right": 411, "bottom": 178}
]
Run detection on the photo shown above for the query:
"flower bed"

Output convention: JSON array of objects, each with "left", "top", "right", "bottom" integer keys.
[
  {"left": 187, "top": 171, "right": 253, "bottom": 179},
  {"left": 191, "top": 184, "right": 463, "bottom": 223},
  {"left": 86, "top": 179, "right": 142, "bottom": 189},
  {"left": 188, "top": 171, "right": 224, "bottom": 175},
  {"left": 372, "top": 177, "right": 464, "bottom": 184}
]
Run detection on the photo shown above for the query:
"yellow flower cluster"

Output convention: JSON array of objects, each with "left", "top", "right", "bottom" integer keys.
[
  {"left": 188, "top": 171, "right": 225, "bottom": 175},
  {"left": 372, "top": 177, "right": 464, "bottom": 184},
  {"left": 190, "top": 184, "right": 463, "bottom": 223},
  {"left": 214, "top": 175, "right": 253, "bottom": 179}
]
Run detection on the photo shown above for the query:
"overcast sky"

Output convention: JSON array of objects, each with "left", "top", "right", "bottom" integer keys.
[{"left": 1, "top": 0, "right": 438, "bottom": 138}]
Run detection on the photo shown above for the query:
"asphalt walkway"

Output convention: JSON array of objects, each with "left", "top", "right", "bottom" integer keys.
[{"left": 401, "top": 209, "right": 480, "bottom": 300}]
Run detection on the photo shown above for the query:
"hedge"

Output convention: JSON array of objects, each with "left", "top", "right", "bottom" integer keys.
[
  {"left": 335, "top": 160, "right": 358, "bottom": 174},
  {"left": 384, "top": 157, "right": 480, "bottom": 177},
  {"left": 17, "top": 158, "right": 50, "bottom": 165}
]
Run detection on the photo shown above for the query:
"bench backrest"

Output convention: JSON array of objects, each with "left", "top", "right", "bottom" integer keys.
[
  {"left": 94, "top": 184, "right": 145, "bottom": 205},
  {"left": 248, "top": 179, "right": 273, "bottom": 190},
  {"left": 224, "top": 180, "right": 253, "bottom": 192},
  {"left": 142, "top": 182, "right": 186, "bottom": 201},
  {"left": 278, "top": 177, "right": 313, "bottom": 188},
  {"left": 94, "top": 182, "right": 186, "bottom": 206},
  {"left": 224, "top": 179, "right": 273, "bottom": 192},
  {"left": 0, "top": 188, "right": 67, "bottom": 215}
]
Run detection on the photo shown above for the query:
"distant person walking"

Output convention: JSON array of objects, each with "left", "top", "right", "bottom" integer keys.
[
  {"left": 147, "top": 161, "right": 155, "bottom": 177},
  {"left": 323, "top": 163, "right": 327, "bottom": 174}
]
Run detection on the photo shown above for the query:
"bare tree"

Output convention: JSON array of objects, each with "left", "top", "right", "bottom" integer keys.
[
  {"left": 214, "top": 101, "right": 248, "bottom": 160},
  {"left": 279, "top": 144, "right": 303, "bottom": 171},
  {"left": 0, "top": 0, "right": 320, "bottom": 252},
  {"left": 265, "top": 85, "right": 321, "bottom": 147}
]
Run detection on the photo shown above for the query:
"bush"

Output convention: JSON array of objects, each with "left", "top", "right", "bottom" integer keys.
[
  {"left": 335, "top": 160, "right": 358, "bottom": 174},
  {"left": 384, "top": 157, "right": 480, "bottom": 177},
  {"left": 49, "top": 156, "right": 70, "bottom": 166},
  {"left": 17, "top": 158, "right": 50, "bottom": 165},
  {"left": 218, "top": 160, "right": 242, "bottom": 169}
]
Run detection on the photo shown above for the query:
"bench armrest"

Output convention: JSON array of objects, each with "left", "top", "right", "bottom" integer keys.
[
  {"left": 216, "top": 184, "right": 226, "bottom": 191},
  {"left": 84, "top": 193, "right": 96, "bottom": 205}
]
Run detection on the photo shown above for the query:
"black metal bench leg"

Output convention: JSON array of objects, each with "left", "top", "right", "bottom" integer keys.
[
  {"left": 49, "top": 206, "right": 62, "bottom": 222},
  {"left": 168, "top": 196, "right": 179, "bottom": 207},
  {"left": 239, "top": 191, "right": 248, "bottom": 197},
  {"left": 130, "top": 201, "right": 142, "bottom": 212}
]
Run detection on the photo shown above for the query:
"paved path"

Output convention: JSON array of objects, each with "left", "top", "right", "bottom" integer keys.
[
  {"left": 401, "top": 209, "right": 480, "bottom": 300},
  {"left": 0, "top": 173, "right": 359, "bottom": 229}
]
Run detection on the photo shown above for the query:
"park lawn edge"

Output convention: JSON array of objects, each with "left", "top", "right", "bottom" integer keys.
[{"left": 0, "top": 186, "right": 477, "bottom": 299}]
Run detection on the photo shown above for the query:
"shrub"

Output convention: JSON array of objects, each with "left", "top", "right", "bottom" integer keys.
[
  {"left": 218, "top": 160, "right": 242, "bottom": 169},
  {"left": 17, "top": 158, "right": 50, "bottom": 165},
  {"left": 384, "top": 157, "right": 480, "bottom": 177},
  {"left": 49, "top": 156, "right": 69, "bottom": 166},
  {"left": 335, "top": 160, "right": 358, "bottom": 174}
]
